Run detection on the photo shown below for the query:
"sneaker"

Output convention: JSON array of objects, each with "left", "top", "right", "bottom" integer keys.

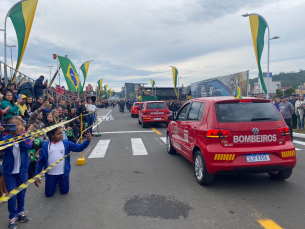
[
  {"left": 18, "top": 212, "right": 29, "bottom": 223},
  {"left": 8, "top": 217, "right": 18, "bottom": 229}
]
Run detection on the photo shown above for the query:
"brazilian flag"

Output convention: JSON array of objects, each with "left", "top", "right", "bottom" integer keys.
[
  {"left": 58, "top": 56, "right": 82, "bottom": 92},
  {"left": 9, "top": 0, "right": 39, "bottom": 83}
]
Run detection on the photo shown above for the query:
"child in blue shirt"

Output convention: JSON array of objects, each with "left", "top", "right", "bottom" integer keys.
[
  {"left": 0, "top": 117, "right": 32, "bottom": 229},
  {"left": 34, "top": 127, "right": 91, "bottom": 197}
]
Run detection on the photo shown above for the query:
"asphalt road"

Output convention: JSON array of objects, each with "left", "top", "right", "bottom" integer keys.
[{"left": 1, "top": 106, "right": 305, "bottom": 229}]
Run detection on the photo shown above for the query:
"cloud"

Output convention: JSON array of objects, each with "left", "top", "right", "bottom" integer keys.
[{"left": 0, "top": 0, "right": 304, "bottom": 92}]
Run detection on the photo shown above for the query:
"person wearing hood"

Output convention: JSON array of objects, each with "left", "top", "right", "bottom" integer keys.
[
  {"left": 17, "top": 82, "right": 34, "bottom": 97},
  {"left": 34, "top": 76, "right": 47, "bottom": 98}
]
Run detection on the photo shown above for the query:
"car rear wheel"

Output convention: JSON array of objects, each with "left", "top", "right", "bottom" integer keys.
[
  {"left": 166, "top": 133, "right": 176, "bottom": 155},
  {"left": 268, "top": 169, "right": 292, "bottom": 180},
  {"left": 194, "top": 151, "right": 214, "bottom": 186}
]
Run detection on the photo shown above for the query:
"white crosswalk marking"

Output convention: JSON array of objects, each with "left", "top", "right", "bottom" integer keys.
[
  {"left": 293, "top": 140, "right": 305, "bottom": 146},
  {"left": 160, "top": 137, "right": 166, "bottom": 144},
  {"left": 131, "top": 138, "right": 148, "bottom": 155},
  {"left": 295, "top": 148, "right": 301, "bottom": 151},
  {"left": 88, "top": 140, "right": 111, "bottom": 158}
]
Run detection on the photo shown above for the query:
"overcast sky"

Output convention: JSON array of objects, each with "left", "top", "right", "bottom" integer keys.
[{"left": 0, "top": 0, "right": 304, "bottom": 91}]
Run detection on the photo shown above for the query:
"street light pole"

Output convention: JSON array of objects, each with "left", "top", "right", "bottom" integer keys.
[{"left": 6, "top": 45, "right": 16, "bottom": 78}]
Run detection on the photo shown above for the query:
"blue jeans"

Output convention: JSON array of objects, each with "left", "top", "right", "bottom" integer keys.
[
  {"left": 45, "top": 174, "right": 69, "bottom": 197},
  {"left": 296, "top": 110, "right": 304, "bottom": 129},
  {"left": 4, "top": 173, "right": 28, "bottom": 219}
]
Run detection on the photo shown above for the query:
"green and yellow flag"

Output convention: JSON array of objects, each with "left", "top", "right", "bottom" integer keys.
[
  {"left": 248, "top": 15, "right": 267, "bottom": 94},
  {"left": 9, "top": 0, "right": 38, "bottom": 83},
  {"left": 97, "top": 79, "right": 103, "bottom": 97},
  {"left": 235, "top": 87, "right": 242, "bottom": 99},
  {"left": 80, "top": 61, "right": 90, "bottom": 93},
  {"left": 171, "top": 67, "right": 178, "bottom": 98},
  {"left": 57, "top": 56, "right": 81, "bottom": 92},
  {"left": 150, "top": 79, "right": 155, "bottom": 91},
  {"left": 104, "top": 85, "right": 108, "bottom": 95}
]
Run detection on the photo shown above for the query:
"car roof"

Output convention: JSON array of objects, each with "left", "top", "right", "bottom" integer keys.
[
  {"left": 145, "top": 101, "right": 166, "bottom": 103},
  {"left": 188, "top": 96, "right": 271, "bottom": 103}
]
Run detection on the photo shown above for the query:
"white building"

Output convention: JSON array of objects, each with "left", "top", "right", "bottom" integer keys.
[{"left": 252, "top": 73, "right": 281, "bottom": 95}]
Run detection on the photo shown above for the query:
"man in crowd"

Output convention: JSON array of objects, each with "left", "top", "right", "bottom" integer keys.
[
  {"left": 34, "top": 75, "right": 47, "bottom": 98},
  {"left": 279, "top": 95, "right": 294, "bottom": 141},
  {"left": 290, "top": 94, "right": 298, "bottom": 129},
  {"left": 49, "top": 96, "right": 56, "bottom": 109}
]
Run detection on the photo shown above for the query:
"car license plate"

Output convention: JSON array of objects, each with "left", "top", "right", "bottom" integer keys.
[
  {"left": 154, "top": 118, "right": 161, "bottom": 120},
  {"left": 246, "top": 153, "right": 270, "bottom": 163}
]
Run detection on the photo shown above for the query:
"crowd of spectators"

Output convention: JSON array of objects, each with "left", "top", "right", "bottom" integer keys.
[{"left": 0, "top": 75, "right": 102, "bottom": 198}]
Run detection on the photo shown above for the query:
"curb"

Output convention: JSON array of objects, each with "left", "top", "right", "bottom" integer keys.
[{"left": 293, "top": 132, "right": 305, "bottom": 139}]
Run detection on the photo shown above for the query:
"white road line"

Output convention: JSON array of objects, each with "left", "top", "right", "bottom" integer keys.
[
  {"left": 293, "top": 140, "right": 305, "bottom": 146},
  {"left": 88, "top": 140, "right": 111, "bottom": 158},
  {"left": 100, "top": 131, "right": 154, "bottom": 134},
  {"left": 295, "top": 148, "right": 301, "bottom": 151},
  {"left": 160, "top": 137, "right": 166, "bottom": 144},
  {"left": 131, "top": 138, "right": 148, "bottom": 155},
  {"left": 93, "top": 109, "right": 113, "bottom": 130}
]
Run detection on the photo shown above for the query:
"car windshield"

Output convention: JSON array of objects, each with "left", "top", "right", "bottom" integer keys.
[
  {"left": 147, "top": 103, "right": 167, "bottom": 109},
  {"left": 215, "top": 102, "right": 282, "bottom": 123}
]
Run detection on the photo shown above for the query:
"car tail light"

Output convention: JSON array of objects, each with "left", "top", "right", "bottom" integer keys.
[
  {"left": 278, "top": 126, "right": 290, "bottom": 136},
  {"left": 205, "top": 129, "right": 231, "bottom": 139},
  {"left": 165, "top": 110, "right": 170, "bottom": 115},
  {"left": 239, "top": 100, "right": 252, "bottom": 103},
  {"left": 143, "top": 110, "right": 148, "bottom": 115}
]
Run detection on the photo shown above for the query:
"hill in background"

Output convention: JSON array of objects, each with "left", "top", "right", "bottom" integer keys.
[{"left": 249, "top": 69, "right": 305, "bottom": 89}]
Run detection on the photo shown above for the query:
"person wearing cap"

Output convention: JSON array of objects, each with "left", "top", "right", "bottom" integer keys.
[
  {"left": 290, "top": 94, "right": 298, "bottom": 129},
  {"left": 279, "top": 95, "right": 294, "bottom": 141},
  {"left": 17, "top": 95, "right": 30, "bottom": 121}
]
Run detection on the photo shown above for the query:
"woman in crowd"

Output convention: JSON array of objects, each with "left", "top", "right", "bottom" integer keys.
[
  {"left": 0, "top": 91, "right": 21, "bottom": 120},
  {"left": 52, "top": 109, "right": 60, "bottom": 124},
  {"left": 295, "top": 94, "right": 305, "bottom": 130},
  {"left": 42, "top": 113, "right": 55, "bottom": 128},
  {"left": 33, "top": 96, "right": 43, "bottom": 112},
  {"left": 26, "top": 96, "right": 33, "bottom": 117}
]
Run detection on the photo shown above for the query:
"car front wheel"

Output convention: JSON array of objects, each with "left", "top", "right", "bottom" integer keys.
[
  {"left": 194, "top": 151, "right": 214, "bottom": 186},
  {"left": 268, "top": 169, "right": 292, "bottom": 180}
]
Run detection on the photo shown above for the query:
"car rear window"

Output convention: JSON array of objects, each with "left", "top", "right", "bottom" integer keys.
[
  {"left": 215, "top": 102, "right": 282, "bottom": 123},
  {"left": 134, "top": 103, "right": 142, "bottom": 107},
  {"left": 147, "top": 103, "right": 167, "bottom": 109}
]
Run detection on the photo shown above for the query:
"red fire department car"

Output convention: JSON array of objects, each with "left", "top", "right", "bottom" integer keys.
[
  {"left": 138, "top": 101, "right": 171, "bottom": 128},
  {"left": 166, "top": 97, "right": 296, "bottom": 185},
  {"left": 131, "top": 102, "right": 143, "bottom": 118}
]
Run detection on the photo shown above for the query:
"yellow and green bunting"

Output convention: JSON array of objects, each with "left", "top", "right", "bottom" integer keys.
[
  {"left": 104, "top": 85, "right": 108, "bottom": 95},
  {"left": 9, "top": 0, "right": 38, "bottom": 83},
  {"left": 80, "top": 62, "right": 90, "bottom": 93},
  {"left": 150, "top": 79, "right": 155, "bottom": 91},
  {"left": 171, "top": 67, "right": 178, "bottom": 98},
  {"left": 248, "top": 15, "right": 268, "bottom": 94},
  {"left": 97, "top": 79, "right": 103, "bottom": 97}
]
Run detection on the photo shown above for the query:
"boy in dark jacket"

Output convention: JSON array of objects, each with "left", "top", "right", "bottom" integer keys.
[{"left": 34, "top": 76, "right": 47, "bottom": 98}]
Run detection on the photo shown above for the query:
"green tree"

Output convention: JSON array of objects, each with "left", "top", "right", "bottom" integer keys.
[
  {"left": 284, "top": 88, "right": 295, "bottom": 97},
  {"left": 276, "top": 88, "right": 283, "bottom": 97}
]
